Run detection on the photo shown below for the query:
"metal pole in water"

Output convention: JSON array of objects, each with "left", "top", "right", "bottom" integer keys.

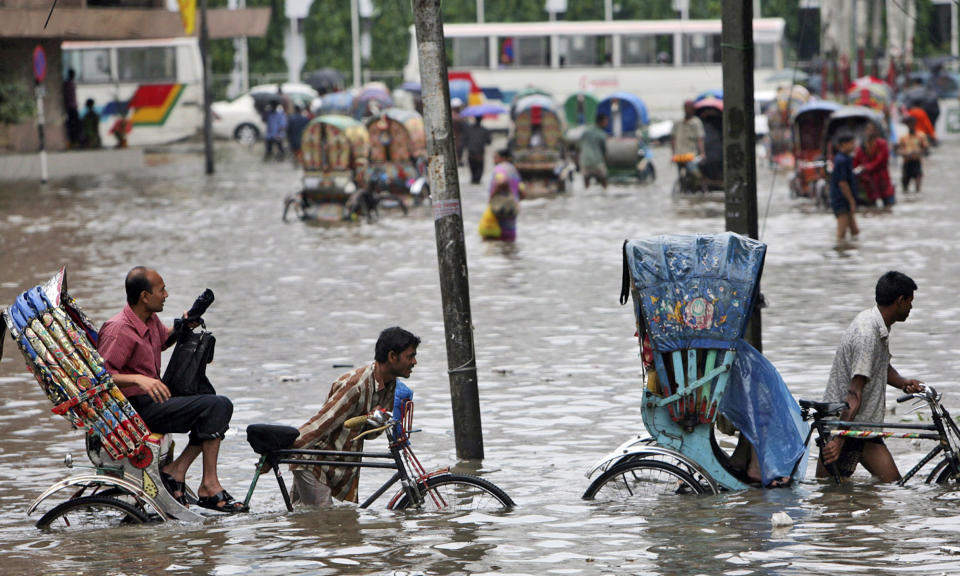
[
  {"left": 35, "top": 82, "right": 48, "bottom": 184},
  {"left": 411, "top": 0, "right": 484, "bottom": 461},
  {"left": 721, "top": 0, "right": 761, "bottom": 350},
  {"left": 200, "top": 0, "right": 215, "bottom": 175}
]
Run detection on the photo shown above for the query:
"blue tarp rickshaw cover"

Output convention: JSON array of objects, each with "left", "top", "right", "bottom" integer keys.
[
  {"left": 597, "top": 92, "right": 649, "bottom": 134},
  {"left": 624, "top": 232, "right": 766, "bottom": 352},
  {"left": 624, "top": 232, "right": 807, "bottom": 485}
]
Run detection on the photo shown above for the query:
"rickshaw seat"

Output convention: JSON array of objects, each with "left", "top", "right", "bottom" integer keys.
[
  {"left": 247, "top": 424, "right": 300, "bottom": 455},
  {"left": 798, "top": 399, "right": 847, "bottom": 416}
]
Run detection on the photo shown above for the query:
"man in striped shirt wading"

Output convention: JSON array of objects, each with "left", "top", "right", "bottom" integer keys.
[{"left": 290, "top": 327, "right": 420, "bottom": 505}]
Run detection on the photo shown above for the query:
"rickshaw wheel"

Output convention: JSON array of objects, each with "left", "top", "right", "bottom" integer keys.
[
  {"left": 582, "top": 459, "right": 706, "bottom": 501},
  {"left": 36, "top": 495, "right": 153, "bottom": 531}
]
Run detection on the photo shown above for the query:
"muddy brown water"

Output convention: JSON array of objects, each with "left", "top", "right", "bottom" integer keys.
[{"left": 2, "top": 136, "right": 960, "bottom": 575}]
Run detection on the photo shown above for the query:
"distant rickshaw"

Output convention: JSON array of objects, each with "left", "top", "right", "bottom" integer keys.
[
  {"left": 673, "top": 96, "right": 724, "bottom": 195},
  {"left": 846, "top": 76, "right": 893, "bottom": 139},
  {"left": 823, "top": 105, "right": 887, "bottom": 205},
  {"left": 788, "top": 100, "right": 842, "bottom": 206},
  {"left": 596, "top": 92, "right": 655, "bottom": 183},
  {"left": 319, "top": 91, "right": 354, "bottom": 116},
  {"left": 510, "top": 87, "right": 553, "bottom": 117},
  {"left": 365, "top": 108, "right": 430, "bottom": 209},
  {"left": 354, "top": 83, "right": 394, "bottom": 120},
  {"left": 283, "top": 115, "right": 370, "bottom": 223},
  {"left": 562, "top": 91, "right": 599, "bottom": 170},
  {"left": 510, "top": 94, "right": 570, "bottom": 196},
  {"left": 564, "top": 91, "right": 599, "bottom": 128},
  {"left": 766, "top": 85, "right": 811, "bottom": 165}
]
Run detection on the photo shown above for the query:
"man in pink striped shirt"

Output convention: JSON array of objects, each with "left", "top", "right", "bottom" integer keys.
[{"left": 291, "top": 327, "right": 420, "bottom": 505}]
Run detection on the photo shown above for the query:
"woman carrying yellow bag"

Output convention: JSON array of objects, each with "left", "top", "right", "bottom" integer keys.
[{"left": 478, "top": 149, "right": 522, "bottom": 242}]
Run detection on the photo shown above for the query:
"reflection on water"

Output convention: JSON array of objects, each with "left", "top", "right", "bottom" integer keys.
[{"left": 2, "top": 140, "right": 960, "bottom": 574}]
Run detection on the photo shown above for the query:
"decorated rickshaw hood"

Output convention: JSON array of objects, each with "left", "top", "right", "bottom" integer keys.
[{"left": 623, "top": 232, "right": 766, "bottom": 352}]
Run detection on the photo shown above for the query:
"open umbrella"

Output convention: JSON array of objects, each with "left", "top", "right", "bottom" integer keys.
[
  {"left": 460, "top": 103, "right": 508, "bottom": 117},
  {"left": 304, "top": 68, "right": 345, "bottom": 95}
]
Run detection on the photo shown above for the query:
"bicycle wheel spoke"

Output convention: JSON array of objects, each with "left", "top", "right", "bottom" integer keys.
[
  {"left": 36, "top": 495, "right": 151, "bottom": 532},
  {"left": 584, "top": 460, "right": 704, "bottom": 501},
  {"left": 392, "top": 473, "right": 514, "bottom": 512}
]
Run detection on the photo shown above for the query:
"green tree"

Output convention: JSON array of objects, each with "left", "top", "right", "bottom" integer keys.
[{"left": 246, "top": 0, "right": 288, "bottom": 75}]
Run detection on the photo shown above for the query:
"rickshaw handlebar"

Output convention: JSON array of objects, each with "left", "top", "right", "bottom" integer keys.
[{"left": 896, "top": 385, "right": 938, "bottom": 404}]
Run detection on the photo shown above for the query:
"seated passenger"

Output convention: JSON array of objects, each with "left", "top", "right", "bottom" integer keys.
[{"left": 97, "top": 266, "right": 246, "bottom": 513}]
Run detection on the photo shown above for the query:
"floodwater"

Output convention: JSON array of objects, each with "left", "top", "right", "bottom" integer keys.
[{"left": 2, "top": 132, "right": 960, "bottom": 576}]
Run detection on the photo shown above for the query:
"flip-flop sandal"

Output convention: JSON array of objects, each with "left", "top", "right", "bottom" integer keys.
[
  {"left": 766, "top": 477, "right": 791, "bottom": 489},
  {"left": 160, "top": 472, "right": 188, "bottom": 505},
  {"left": 196, "top": 490, "right": 248, "bottom": 514}
]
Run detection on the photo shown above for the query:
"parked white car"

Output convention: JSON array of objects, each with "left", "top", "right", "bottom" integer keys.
[{"left": 212, "top": 83, "right": 319, "bottom": 144}]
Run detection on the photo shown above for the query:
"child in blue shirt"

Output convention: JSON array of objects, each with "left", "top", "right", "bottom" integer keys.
[{"left": 829, "top": 133, "right": 860, "bottom": 242}]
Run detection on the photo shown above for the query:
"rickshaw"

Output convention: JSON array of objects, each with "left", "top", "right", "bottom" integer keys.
[
  {"left": 2, "top": 269, "right": 515, "bottom": 529},
  {"left": 282, "top": 114, "right": 371, "bottom": 223},
  {"left": 365, "top": 108, "right": 430, "bottom": 209},
  {"left": 318, "top": 91, "right": 354, "bottom": 116},
  {"left": 596, "top": 92, "right": 655, "bottom": 183},
  {"left": 823, "top": 105, "right": 886, "bottom": 205},
  {"left": 0, "top": 269, "right": 206, "bottom": 529},
  {"left": 673, "top": 97, "right": 724, "bottom": 195},
  {"left": 788, "top": 100, "right": 842, "bottom": 206},
  {"left": 846, "top": 76, "right": 893, "bottom": 139},
  {"left": 510, "top": 94, "right": 571, "bottom": 196},
  {"left": 563, "top": 91, "right": 599, "bottom": 128},
  {"left": 766, "top": 85, "right": 811, "bottom": 166},
  {"left": 353, "top": 83, "right": 394, "bottom": 120},
  {"left": 562, "top": 91, "right": 598, "bottom": 172},
  {"left": 583, "top": 233, "right": 808, "bottom": 499}
]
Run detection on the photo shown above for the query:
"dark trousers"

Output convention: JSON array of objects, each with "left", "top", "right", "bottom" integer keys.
[
  {"left": 468, "top": 154, "right": 484, "bottom": 184},
  {"left": 129, "top": 394, "right": 232, "bottom": 446}
]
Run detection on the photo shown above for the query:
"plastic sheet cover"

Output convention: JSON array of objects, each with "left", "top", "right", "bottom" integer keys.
[
  {"left": 719, "top": 339, "right": 809, "bottom": 485},
  {"left": 625, "top": 233, "right": 766, "bottom": 352}
]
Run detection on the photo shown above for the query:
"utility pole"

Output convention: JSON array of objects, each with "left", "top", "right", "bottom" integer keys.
[
  {"left": 200, "top": 0, "right": 214, "bottom": 174},
  {"left": 721, "top": 0, "right": 760, "bottom": 350},
  {"left": 351, "top": 0, "right": 361, "bottom": 88},
  {"left": 411, "top": 0, "right": 484, "bottom": 461}
]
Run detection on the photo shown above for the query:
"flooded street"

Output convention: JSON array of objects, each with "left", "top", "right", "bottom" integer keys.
[{"left": 3, "top": 133, "right": 960, "bottom": 575}]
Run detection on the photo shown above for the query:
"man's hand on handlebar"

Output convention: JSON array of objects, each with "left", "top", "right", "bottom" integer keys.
[{"left": 901, "top": 379, "right": 925, "bottom": 394}]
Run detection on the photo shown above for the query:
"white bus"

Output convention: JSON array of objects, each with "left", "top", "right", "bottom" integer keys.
[
  {"left": 404, "top": 18, "right": 787, "bottom": 118},
  {"left": 62, "top": 37, "right": 203, "bottom": 147}
]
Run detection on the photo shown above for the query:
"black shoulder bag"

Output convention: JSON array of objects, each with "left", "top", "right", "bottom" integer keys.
[{"left": 161, "top": 288, "right": 217, "bottom": 396}]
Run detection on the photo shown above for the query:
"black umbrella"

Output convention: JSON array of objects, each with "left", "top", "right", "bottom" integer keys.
[
  {"left": 304, "top": 69, "right": 345, "bottom": 95},
  {"left": 901, "top": 85, "right": 936, "bottom": 108}
]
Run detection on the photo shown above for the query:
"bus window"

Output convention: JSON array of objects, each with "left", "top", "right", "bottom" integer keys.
[
  {"left": 64, "top": 48, "right": 111, "bottom": 84},
  {"left": 754, "top": 43, "right": 775, "bottom": 68},
  {"left": 501, "top": 36, "right": 550, "bottom": 68},
  {"left": 118, "top": 46, "right": 177, "bottom": 83},
  {"left": 560, "top": 35, "right": 609, "bottom": 67},
  {"left": 621, "top": 34, "right": 673, "bottom": 66},
  {"left": 450, "top": 37, "right": 488, "bottom": 69},
  {"left": 684, "top": 33, "right": 721, "bottom": 64}
]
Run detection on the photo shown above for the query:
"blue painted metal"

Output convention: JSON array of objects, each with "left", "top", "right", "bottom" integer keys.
[{"left": 596, "top": 91, "right": 649, "bottom": 135}]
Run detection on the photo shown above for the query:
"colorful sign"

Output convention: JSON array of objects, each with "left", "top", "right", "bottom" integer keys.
[{"left": 128, "top": 84, "right": 185, "bottom": 126}]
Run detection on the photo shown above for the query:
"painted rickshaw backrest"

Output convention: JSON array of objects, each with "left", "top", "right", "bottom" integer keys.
[
  {"left": 624, "top": 233, "right": 766, "bottom": 353},
  {"left": 1, "top": 268, "right": 152, "bottom": 463},
  {"left": 301, "top": 115, "right": 369, "bottom": 177}
]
